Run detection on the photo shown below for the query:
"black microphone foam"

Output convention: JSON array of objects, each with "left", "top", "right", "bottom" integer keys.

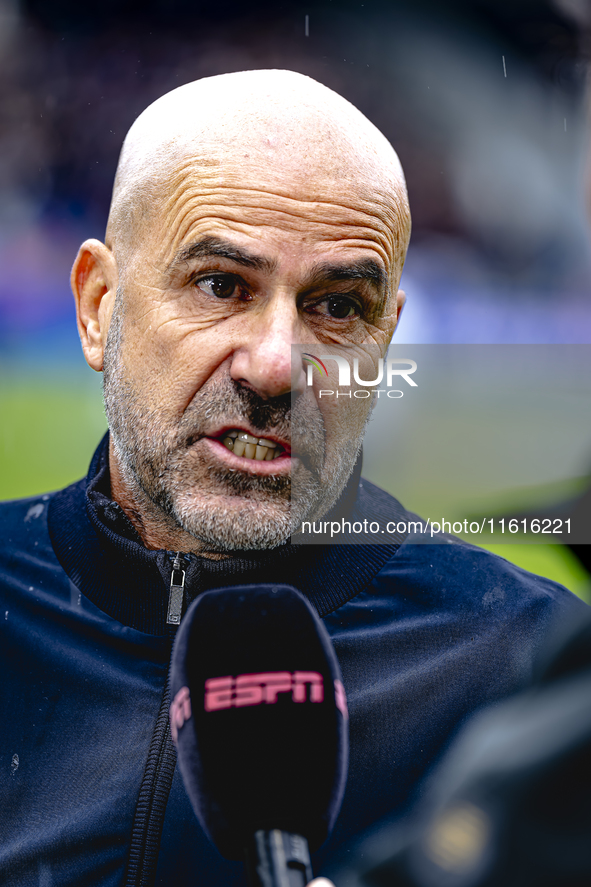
[{"left": 169, "top": 583, "right": 349, "bottom": 861}]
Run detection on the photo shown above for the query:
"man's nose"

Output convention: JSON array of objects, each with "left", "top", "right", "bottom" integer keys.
[{"left": 229, "top": 295, "right": 306, "bottom": 399}]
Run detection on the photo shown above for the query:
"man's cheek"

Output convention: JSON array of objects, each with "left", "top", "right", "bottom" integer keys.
[
  {"left": 322, "top": 397, "right": 369, "bottom": 461},
  {"left": 123, "top": 333, "right": 211, "bottom": 412},
  {"left": 313, "top": 362, "right": 376, "bottom": 459},
  {"left": 299, "top": 393, "right": 367, "bottom": 476}
]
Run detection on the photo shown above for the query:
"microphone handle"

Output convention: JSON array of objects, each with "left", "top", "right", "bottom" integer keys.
[{"left": 244, "top": 830, "right": 313, "bottom": 887}]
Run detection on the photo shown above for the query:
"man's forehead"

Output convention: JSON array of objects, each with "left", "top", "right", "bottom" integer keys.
[
  {"left": 107, "top": 70, "right": 411, "bottom": 275},
  {"left": 128, "top": 110, "right": 403, "bottom": 222}
]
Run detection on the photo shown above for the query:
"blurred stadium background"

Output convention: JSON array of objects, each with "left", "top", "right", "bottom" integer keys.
[{"left": 0, "top": 0, "right": 589, "bottom": 598}]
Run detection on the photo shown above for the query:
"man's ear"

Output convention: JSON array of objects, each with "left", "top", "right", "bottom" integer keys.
[
  {"left": 396, "top": 288, "right": 406, "bottom": 323},
  {"left": 71, "top": 239, "right": 118, "bottom": 372}
]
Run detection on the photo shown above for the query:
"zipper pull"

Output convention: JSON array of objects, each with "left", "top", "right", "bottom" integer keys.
[{"left": 167, "top": 552, "right": 185, "bottom": 625}]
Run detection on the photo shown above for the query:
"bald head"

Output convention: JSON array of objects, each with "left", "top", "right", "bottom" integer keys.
[{"left": 106, "top": 70, "right": 410, "bottom": 272}]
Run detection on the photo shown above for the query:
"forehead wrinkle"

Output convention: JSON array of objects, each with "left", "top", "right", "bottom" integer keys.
[
  {"left": 157, "top": 189, "right": 401, "bottom": 270},
  {"left": 156, "top": 162, "right": 403, "bottom": 237},
  {"left": 161, "top": 172, "right": 400, "bottom": 221}
]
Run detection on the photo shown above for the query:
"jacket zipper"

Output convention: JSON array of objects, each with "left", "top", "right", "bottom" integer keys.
[
  {"left": 167, "top": 552, "right": 186, "bottom": 625},
  {"left": 125, "top": 554, "right": 188, "bottom": 887}
]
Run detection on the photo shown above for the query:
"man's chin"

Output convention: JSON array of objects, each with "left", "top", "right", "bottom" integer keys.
[{"left": 172, "top": 494, "right": 294, "bottom": 552}]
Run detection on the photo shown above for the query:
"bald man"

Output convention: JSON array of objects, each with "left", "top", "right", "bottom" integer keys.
[
  {"left": 74, "top": 68, "right": 409, "bottom": 555},
  {"left": 0, "top": 71, "right": 585, "bottom": 887}
]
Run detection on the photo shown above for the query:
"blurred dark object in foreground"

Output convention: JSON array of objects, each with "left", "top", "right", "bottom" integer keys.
[
  {"left": 567, "top": 481, "right": 591, "bottom": 575},
  {"left": 331, "top": 609, "right": 591, "bottom": 887},
  {"left": 517, "top": 483, "right": 591, "bottom": 574}
]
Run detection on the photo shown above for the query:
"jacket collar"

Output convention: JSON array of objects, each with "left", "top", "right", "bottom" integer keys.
[{"left": 48, "top": 433, "right": 407, "bottom": 634}]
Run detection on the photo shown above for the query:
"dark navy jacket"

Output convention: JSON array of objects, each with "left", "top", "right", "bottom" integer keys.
[{"left": 0, "top": 436, "right": 586, "bottom": 886}]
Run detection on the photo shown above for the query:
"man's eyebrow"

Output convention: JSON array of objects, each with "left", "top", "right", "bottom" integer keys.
[
  {"left": 168, "top": 236, "right": 277, "bottom": 275},
  {"left": 306, "top": 258, "right": 387, "bottom": 292}
]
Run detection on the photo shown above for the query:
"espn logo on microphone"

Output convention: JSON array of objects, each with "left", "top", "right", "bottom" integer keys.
[
  {"left": 205, "top": 671, "right": 348, "bottom": 717},
  {"left": 170, "top": 672, "right": 348, "bottom": 743}
]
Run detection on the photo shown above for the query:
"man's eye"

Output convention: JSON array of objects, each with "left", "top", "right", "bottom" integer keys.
[
  {"left": 195, "top": 275, "right": 240, "bottom": 299},
  {"left": 312, "top": 296, "right": 359, "bottom": 319}
]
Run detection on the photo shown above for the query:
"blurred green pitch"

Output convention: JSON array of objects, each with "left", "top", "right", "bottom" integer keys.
[{"left": 0, "top": 372, "right": 107, "bottom": 500}]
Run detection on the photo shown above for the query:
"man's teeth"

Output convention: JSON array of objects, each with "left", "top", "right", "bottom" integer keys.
[{"left": 222, "top": 431, "right": 283, "bottom": 461}]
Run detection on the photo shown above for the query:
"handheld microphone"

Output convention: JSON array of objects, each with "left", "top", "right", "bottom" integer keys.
[{"left": 169, "top": 583, "right": 348, "bottom": 887}]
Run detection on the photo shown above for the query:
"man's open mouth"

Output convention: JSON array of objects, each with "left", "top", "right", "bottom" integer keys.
[{"left": 219, "top": 430, "right": 285, "bottom": 462}]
